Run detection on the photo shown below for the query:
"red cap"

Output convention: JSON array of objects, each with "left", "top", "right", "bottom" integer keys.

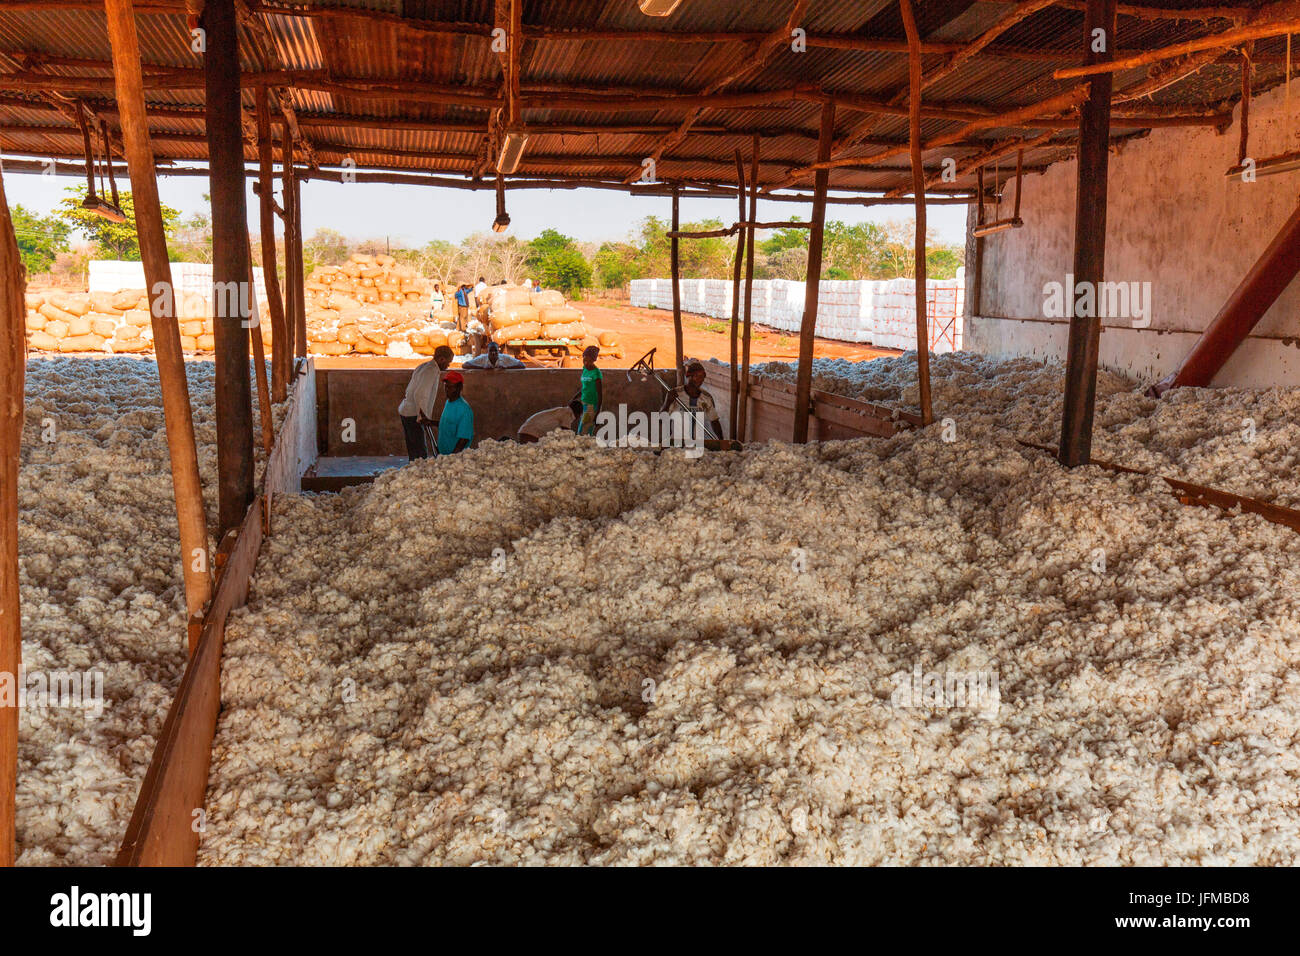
[{"left": 443, "top": 371, "right": 464, "bottom": 384}]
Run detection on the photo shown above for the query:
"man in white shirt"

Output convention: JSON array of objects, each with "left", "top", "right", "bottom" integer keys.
[
  {"left": 517, "top": 400, "right": 582, "bottom": 443},
  {"left": 463, "top": 342, "right": 525, "bottom": 369},
  {"left": 473, "top": 276, "right": 488, "bottom": 308},
  {"left": 397, "top": 345, "right": 454, "bottom": 460}
]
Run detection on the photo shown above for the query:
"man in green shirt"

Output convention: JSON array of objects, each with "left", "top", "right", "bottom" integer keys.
[
  {"left": 436, "top": 371, "right": 474, "bottom": 455},
  {"left": 573, "top": 345, "right": 603, "bottom": 435}
]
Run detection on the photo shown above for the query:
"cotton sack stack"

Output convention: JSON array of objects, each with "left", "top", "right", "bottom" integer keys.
[
  {"left": 488, "top": 282, "right": 592, "bottom": 345},
  {"left": 303, "top": 253, "right": 450, "bottom": 356},
  {"left": 24, "top": 288, "right": 272, "bottom": 355}
]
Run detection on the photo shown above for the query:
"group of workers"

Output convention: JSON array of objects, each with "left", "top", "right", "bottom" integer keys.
[
  {"left": 397, "top": 341, "right": 603, "bottom": 460},
  {"left": 397, "top": 343, "right": 721, "bottom": 461},
  {"left": 427, "top": 276, "right": 545, "bottom": 357}
]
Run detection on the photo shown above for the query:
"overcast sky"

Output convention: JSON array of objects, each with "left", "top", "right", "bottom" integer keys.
[{"left": 2, "top": 163, "right": 970, "bottom": 250}]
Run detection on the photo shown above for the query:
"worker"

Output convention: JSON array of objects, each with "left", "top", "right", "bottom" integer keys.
[
  {"left": 474, "top": 275, "right": 488, "bottom": 308},
  {"left": 436, "top": 370, "right": 474, "bottom": 455},
  {"left": 454, "top": 283, "right": 471, "bottom": 330},
  {"left": 517, "top": 400, "right": 583, "bottom": 443},
  {"left": 661, "top": 360, "right": 722, "bottom": 442},
  {"left": 463, "top": 341, "right": 525, "bottom": 369},
  {"left": 466, "top": 315, "right": 488, "bottom": 356},
  {"left": 429, "top": 281, "right": 445, "bottom": 315},
  {"left": 397, "top": 345, "right": 455, "bottom": 461},
  {"left": 572, "top": 345, "right": 602, "bottom": 435}
]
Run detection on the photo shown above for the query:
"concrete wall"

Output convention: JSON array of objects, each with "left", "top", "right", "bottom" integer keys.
[
  {"left": 317, "top": 366, "right": 673, "bottom": 457},
  {"left": 972, "top": 82, "right": 1300, "bottom": 387},
  {"left": 629, "top": 274, "right": 965, "bottom": 352}
]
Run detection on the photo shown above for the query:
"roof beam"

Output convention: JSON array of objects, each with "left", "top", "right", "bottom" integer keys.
[{"left": 620, "top": 0, "right": 809, "bottom": 184}]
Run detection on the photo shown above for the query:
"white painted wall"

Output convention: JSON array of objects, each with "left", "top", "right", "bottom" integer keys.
[{"left": 971, "top": 81, "right": 1300, "bottom": 386}]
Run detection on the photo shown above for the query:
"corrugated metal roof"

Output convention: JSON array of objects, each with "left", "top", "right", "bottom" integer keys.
[{"left": 0, "top": 1, "right": 1268, "bottom": 197}]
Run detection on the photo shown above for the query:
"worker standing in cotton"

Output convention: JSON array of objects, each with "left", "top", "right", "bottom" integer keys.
[
  {"left": 574, "top": 345, "right": 603, "bottom": 435},
  {"left": 661, "top": 360, "right": 722, "bottom": 442},
  {"left": 397, "top": 345, "right": 454, "bottom": 461},
  {"left": 436, "top": 370, "right": 474, "bottom": 455},
  {"left": 518, "top": 400, "right": 582, "bottom": 442}
]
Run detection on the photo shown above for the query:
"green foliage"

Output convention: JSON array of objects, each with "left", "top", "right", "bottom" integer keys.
[
  {"left": 303, "top": 227, "right": 349, "bottom": 275},
  {"left": 9, "top": 204, "right": 70, "bottom": 275},
  {"left": 56, "top": 186, "right": 181, "bottom": 261},
  {"left": 526, "top": 229, "right": 592, "bottom": 296}
]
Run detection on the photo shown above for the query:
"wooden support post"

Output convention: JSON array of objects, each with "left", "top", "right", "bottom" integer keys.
[
  {"left": 1059, "top": 0, "right": 1117, "bottom": 467},
  {"left": 738, "top": 135, "right": 759, "bottom": 443},
  {"left": 901, "top": 0, "right": 934, "bottom": 426},
  {"left": 204, "top": 0, "right": 255, "bottom": 535},
  {"left": 281, "top": 128, "right": 301, "bottom": 360},
  {"left": 105, "top": 0, "right": 212, "bottom": 650},
  {"left": 671, "top": 184, "right": 683, "bottom": 383},
  {"left": 290, "top": 172, "right": 307, "bottom": 360},
  {"left": 792, "top": 100, "right": 834, "bottom": 444},
  {"left": 728, "top": 149, "right": 745, "bottom": 440},
  {"left": 246, "top": 235, "right": 274, "bottom": 458},
  {"left": 255, "top": 88, "right": 289, "bottom": 403},
  {"left": 0, "top": 161, "right": 25, "bottom": 869}
]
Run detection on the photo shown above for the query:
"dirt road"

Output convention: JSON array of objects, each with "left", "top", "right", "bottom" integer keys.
[{"left": 572, "top": 297, "right": 901, "bottom": 366}]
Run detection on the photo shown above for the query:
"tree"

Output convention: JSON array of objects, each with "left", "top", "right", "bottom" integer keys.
[
  {"left": 168, "top": 194, "right": 213, "bottom": 263},
  {"left": 302, "top": 227, "right": 349, "bottom": 274},
  {"left": 9, "top": 204, "right": 70, "bottom": 275},
  {"left": 57, "top": 186, "right": 181, "bottom": 261},
  {"left": 525, "top": 228, "right": 592, "bottom": 294},
  {"left": 592, "top": 241, "right": 644, "bottom": 291}
]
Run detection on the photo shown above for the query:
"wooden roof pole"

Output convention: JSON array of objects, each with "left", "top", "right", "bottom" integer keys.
[
  {"left": 105, "top": 0, "right": 212, "bottom": 649},
  {"left": 728, "top": 149, "right": 746, "bottom": 440},
  {"left": 623, "top": 0, "right": 807, "bottom": 185},
  {"left": 1060, "top": 0, "right": 1118, "bottom": 468},
  {"left": 254, "top": 88, "right": 289, "bottom": 402},
  {"left": 901, "top": 0, "right": 933, "bottom": 428},
  {"left": 204, "top": 0, "right": 255, "bottom": 536},
  {"left": 792, "top": 100, "right": 834, "bottom": 444},
  {"left": 671, "top": 184, "right": 683, "bottom": 384},
  {"left": 0, "top": 157, "right": 25, "bottom": 869},
  {"left": 1056, "top": 10, "right": 1300, "bottom": 79},
  {"left": 738, "top": 134, "right": 760, "bottom": 443},
  {"left": 245, "top": 233, "right": 274, "bottom": 458},
  {"left": 281, "top": 128, "right": 303, "bottom": 360},
  {"left": 289, "top": 172, "right": 306, "bottom": 359}
]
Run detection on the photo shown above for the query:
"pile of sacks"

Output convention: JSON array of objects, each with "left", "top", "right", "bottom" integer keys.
[
  {"left": 303, "top": 253, "right": 461, "bottom": 358},
  {"left": 486, "top": 284, "right": 588, "bottom": 345},
  {"left": 24, "top": 288, "right": 271, "bottom": 355}
]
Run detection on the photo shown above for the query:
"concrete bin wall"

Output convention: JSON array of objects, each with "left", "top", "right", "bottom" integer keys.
[{"left": 317, "top": 366, "right": 674, "bottom": 457}]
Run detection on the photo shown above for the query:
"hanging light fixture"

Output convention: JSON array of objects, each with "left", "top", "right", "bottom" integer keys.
[
  {"left": 639, "top": 0, "right": 684, "bottom": 15},
  {"left": 492, "top": 174, "right": 511, "bottom": 232},
  {"left": 496, "top": 128, "right": 529, "bottom": 175}
]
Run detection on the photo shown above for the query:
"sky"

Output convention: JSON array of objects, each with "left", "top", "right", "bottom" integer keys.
[{"left": 1, "top": 163, "right": 970, "bottom": 251}]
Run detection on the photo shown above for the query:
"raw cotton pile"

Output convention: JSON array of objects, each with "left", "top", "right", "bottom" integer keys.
[
  {"left": 200, "top": 393, "right": 1300, "bottom": 864},
  {"left": 16, "top": 356, "right": 276, "bottom": 866},
  {"left": 751, "top": 352, "right": 1300, "bottom": 506},
  {"left": 303, "top": 253, "right": 456, "bottom": 358},
  {"left": 23, "top": 288, "right": 272, "bottom": 356}
]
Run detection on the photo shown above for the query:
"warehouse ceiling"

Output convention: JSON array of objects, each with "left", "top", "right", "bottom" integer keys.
[{"left": 0, "top": 1, "right": 1288, "bottom": 201}]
